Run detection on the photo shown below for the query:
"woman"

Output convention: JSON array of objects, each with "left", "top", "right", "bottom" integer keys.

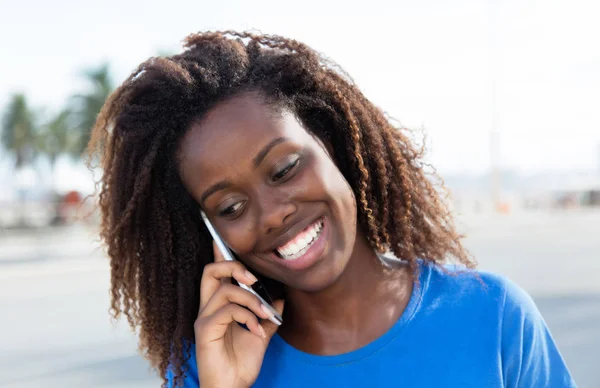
[{"left": 87, "top": 31, "right": 575, "bottom": 387}]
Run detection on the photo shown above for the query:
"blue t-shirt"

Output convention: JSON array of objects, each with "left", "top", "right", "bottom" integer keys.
[{"left": 167, "top": 262, "right": 576, "bottom": 387}]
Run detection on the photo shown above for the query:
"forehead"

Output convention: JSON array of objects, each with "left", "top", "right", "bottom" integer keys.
[{"left": 178, "top": 93, "right": 310, "bottom": 176}]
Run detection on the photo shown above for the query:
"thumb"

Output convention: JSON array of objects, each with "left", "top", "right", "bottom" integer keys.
[{"left": 260, "top": 299, "right": 285, "bottom": 341}]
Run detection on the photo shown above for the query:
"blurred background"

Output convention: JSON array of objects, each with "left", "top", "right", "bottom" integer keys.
[{"left": 1, "top": 0, "right": 598, "bottom": 386}]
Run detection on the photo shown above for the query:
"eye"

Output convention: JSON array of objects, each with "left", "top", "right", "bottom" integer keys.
[
  {"left": 218, "top": 201, "right": 246, "bottom": 218},
  {"left": 272, "top": 154, "right": 301, "bottom": 182}
]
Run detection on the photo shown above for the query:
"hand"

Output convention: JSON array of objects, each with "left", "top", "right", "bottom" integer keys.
[{"left": 194, "top": 241, "right": 285, "bottom": 388}]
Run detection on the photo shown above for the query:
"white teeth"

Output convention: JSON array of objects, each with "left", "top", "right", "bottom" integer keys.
[{"left": 276, "top": 219, "right": 324, "bottom": 260}]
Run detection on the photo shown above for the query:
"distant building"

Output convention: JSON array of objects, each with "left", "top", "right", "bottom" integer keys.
[{"left": 444, "top": 170, "right": 600, "bottom": 212}]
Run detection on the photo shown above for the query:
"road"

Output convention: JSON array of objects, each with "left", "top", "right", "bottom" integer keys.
[{"left": 1, "top": 210, "right": 598, "bottom": 387}]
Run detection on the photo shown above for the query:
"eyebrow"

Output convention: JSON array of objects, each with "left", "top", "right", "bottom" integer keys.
[
  {"left": 200, "top": 137, "right": 289, "bottom": 205},
  {"left": 253, "top": 137, "right": 288, "bottom": 168}
]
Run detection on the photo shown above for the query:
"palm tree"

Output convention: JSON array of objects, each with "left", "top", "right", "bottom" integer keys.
[
  {"left": 35, "top": 108, "right": 80, "bottom": 225},
  {"left": 1, "top": 93, "right": 38, "bottom": 169},
  {"left": 37, "top": 109, "right": 76, "bottom": 189},
  {"left": 71, "top": 64, "right": 114, "bottom": 157},
  {"left": 157, "top": 48, "right": 177, "bottom": 57},
  {"left": 1, "top": 93, "right": 39, "bottom": 226}
]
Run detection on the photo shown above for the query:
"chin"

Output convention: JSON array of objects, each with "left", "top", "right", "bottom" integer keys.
[{"left": 280, "top": 254, "right": 349, "bottom": 293}]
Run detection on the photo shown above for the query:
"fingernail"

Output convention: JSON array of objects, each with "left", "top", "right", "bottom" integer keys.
[
  {"left": 261, "top": 304, "right": 275, "bottom": 319},
  {"left": 257, "top": 324, "right": 267, "bottom": 339},
  {"left": 245, "top": 270, "right": 258, "bottom": 284}
]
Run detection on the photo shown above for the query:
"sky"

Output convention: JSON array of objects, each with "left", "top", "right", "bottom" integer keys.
[{"left": 0, "top": 0, "right": 599, "bottom": 196}]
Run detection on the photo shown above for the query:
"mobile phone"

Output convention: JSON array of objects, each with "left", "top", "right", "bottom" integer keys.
[{"left": 200, "top": 211, "right": 283, "bottom": 326}]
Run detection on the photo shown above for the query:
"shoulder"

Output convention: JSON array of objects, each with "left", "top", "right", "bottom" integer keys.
[
  {"left": 420, "top": 262, "right": 575, "bottom": 387},
  {"left": 419, "top": 261, "right": 538, "bottom": 319},
  {"left": 421, "top": 261, "right": 518, "bottom": 298}
]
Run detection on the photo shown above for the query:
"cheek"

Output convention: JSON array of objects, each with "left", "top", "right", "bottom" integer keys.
[
  {"left": 221, "top": 222, "right": 279, "bottom": 278},
  {"left": 318, "top": 158, "right": 358, "bottom": 238},
  {"left": 244, "top": 255, "right": 280, "bottom": 280},
  {"left": 337, "top": 180, "right": 358, "bottom": 237},
  {"left": 315, "top": 156, "right": 357, "bottom": 213},
  {"left": 220, "top": 222, "right": 256, "bottom": 256}
]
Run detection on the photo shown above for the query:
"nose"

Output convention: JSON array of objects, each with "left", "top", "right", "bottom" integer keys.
[{"left": 258, "top": 189, "right": 297, "bottom": 235}]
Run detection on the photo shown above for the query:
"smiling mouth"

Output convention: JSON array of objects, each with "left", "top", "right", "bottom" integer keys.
[{"left": 274, "top": 217, "right": 325, "bottom": 260}]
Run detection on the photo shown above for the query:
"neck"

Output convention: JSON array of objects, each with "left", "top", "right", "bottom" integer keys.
[{"left": 279, "top": 233, "right": 413, "bottom": 355}]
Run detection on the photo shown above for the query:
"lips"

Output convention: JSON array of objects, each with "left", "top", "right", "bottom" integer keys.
[
  {"left": 275, "top": 218, "right": 324, "bottom": 260},
  {"left": 269, "top": 216, "right": 329, "bottom": 271}
]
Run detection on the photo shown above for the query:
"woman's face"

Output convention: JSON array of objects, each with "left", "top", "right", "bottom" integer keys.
[{"left": 178, "top": 93, "right": 358, "bottom": 292}]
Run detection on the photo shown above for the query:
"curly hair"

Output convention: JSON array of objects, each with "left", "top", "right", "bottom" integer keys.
[{"left": 86, "top": 31, "right": 474, "bottom": 387}]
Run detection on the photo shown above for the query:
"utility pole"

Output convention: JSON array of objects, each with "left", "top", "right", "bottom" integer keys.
[
  {"left": 488, "top": 0, "right": 501, "bottom": 211},
  {"left": 490, "top": 129, "right": 500, "bottom": 210},
  {"left": 597, "top": 143, "right": 600, "bottom": 176}
]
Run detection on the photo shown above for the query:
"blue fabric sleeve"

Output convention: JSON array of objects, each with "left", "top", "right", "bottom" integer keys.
[{"left": 500, "top": 278, "right": 576, "bottom": 387}]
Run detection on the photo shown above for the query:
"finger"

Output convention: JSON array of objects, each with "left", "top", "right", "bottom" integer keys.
[
  {"left": 199, "top": 261, "right": 258, "bottom": 311},
  {"left": 260, "top": 299, "right": 285, "bottom": 341},
  {"left": 200, "top": 304, "right": 265, "bottom": 341},
  {"left": 200, "top": 283, "right": 271, "bottom": 320}
]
